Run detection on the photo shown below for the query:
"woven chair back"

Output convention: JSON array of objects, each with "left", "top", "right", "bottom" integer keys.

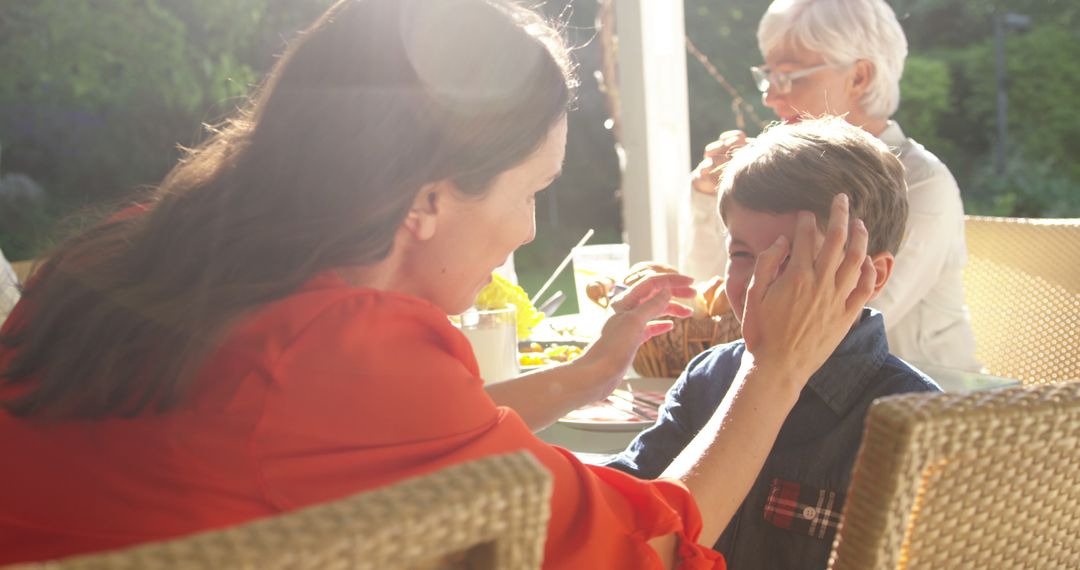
[
  {"left": 829, "top": 382, "right": 1080, "bottom": 569},
  {"left": 12, "top": 452, "right": 552, "bottom": 570},
  {"left": 963, "top": 216, "right": 1080, "bottom": 383}
]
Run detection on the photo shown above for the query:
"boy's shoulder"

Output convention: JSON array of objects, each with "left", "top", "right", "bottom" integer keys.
[
  {"left": 686, "top": 339, "right": 745, "bottom": 373},
  {"left": 676, "top": 340, "right": 747, "bottom": 393},
  {"left": 649, "top": 340, "right": 749, "bottom": 425},
  {"left": 874, "top": 353, "right": 943, "bottom": 396},
  {"left": 884, "top": 122, "right": 954, "bottom": 190}
]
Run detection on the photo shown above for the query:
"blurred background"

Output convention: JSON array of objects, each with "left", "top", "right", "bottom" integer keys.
[{"left": 1, "top": 0, "right": 1076, "bottom": 314}]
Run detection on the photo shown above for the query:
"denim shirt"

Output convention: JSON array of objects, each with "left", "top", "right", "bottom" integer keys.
[{"left": 603, "top": 309, "right": 940, "bottom": 570}]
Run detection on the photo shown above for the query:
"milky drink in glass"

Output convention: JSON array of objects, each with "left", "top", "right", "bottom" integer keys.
[{"left": 455, "top": 304, "right": 519, "bottom": 384}]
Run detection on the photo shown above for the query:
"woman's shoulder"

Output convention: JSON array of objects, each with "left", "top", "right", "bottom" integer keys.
[
  {"left": 223, "top": 271, "right": 476, "bottom": 381},
  {"left": 884, "top": 122, "right": 957, "bottom": 191},
  {"left": 248, "top": 272, "right": 450, "bottom": 334},
  {"left": 200, "top": 270, "right": 487, "bottom": 442}
]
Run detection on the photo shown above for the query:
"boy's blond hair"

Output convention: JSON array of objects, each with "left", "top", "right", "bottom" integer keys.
[{"left": 719, "top": 117, "right": 908, "bottom": 255}]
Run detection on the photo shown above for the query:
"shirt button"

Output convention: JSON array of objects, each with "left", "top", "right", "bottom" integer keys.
[{"left": 802, "top": 507, "right": 818, "bottom": 520}]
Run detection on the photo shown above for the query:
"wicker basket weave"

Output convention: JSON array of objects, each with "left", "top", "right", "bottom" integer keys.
[
  {"left": 632, "top": 310, "right": 743, "bottom": 378},
  {"left": 11, "top": 452, "right": 552, "bottom": 570}
]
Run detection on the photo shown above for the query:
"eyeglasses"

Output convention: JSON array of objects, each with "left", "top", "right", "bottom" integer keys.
[{"left": 750, "top": 63, "right": 848, "bottom": 94}]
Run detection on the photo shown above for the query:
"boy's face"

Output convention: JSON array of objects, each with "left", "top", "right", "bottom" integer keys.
[
  {"left": 724, "top": 202, "right": 800, "bottom": 323},
  {"left": 724, "top": 201, "right": 894, "bottom": 325}
]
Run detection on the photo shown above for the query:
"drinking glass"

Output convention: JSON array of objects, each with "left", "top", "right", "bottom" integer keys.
[
  {"left": 453, "top": 305, "right": 519, "bottom": 384},
  {"left": 572, "top": 243, "right": 630, "bottom": 330}
]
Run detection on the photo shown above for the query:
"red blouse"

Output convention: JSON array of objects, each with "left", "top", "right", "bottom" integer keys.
[{"left": 0, "top": 273, "right": 724, "bottom": 568}]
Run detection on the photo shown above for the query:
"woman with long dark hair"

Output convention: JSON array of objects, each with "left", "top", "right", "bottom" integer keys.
[{"left": 0, "top": 1, "right": 874, "bottom": 567}]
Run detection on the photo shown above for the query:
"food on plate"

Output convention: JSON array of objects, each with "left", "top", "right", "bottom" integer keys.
[
  {"left": 518, "top": 342, "right": 585, "bottom": 368},
  {"left": 520, "top": 342, "right": 545, "bottom": 353}
]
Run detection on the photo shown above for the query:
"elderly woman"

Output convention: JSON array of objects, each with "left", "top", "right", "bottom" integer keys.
[
  {"left": 682, "top": 0, "right": 980, "bottom": 372},
  {"left": 0, "top": 1, "right": 874, "bottom": 568}
]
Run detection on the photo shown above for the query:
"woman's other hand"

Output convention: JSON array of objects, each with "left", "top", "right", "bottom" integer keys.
[
  {"left": 740, "top": 193, "right": 877, "bottom": 384},
  {"left": 490, "top": 272, "right": 694, "bottom": 430},
  {"left": 577, "top": 273, "right": 695, "bottom": 399},
  {"left": 691, "top": 130, "right": 749, "bottom": 195}
]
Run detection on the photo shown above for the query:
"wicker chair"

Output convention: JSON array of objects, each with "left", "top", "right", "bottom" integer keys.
[
  {"left": 13, "top": 452, "right": 552, "bottom": 570},
  {"left": 963, "top": 216, "right": 1080, "bottom": 384},
  {"left": 828, "top": 382, "right": 1080, "bottom": 570}
]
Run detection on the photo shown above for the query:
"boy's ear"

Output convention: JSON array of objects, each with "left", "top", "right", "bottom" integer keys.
[
  {"left": 867, "top": 251, "right": 894, "bottom": 301},
  {"left": 848, "top": 59, "right": 875, "bottom": 103},
  {"left": 401, "top": 180, "right": 452, "bottom": 241}
]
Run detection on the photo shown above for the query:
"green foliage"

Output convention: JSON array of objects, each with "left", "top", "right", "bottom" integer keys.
[
  {"left": 0, "top": 0, "right": 332, "bottom": 259},
  {"left": 904, "top": 21, "right": 1080, "bottom": 215},
  {"left": 997, "top": 25, "right": 1080, "bottom": 186},
  {"left": 683, "top": 0, "right": 772, "bottom": 153},
  {"left": 897, "top": 0, "right": 1077, "bottom": 49},
  {"left": 893, "top": 56, "right": 954, "bottom": 160},
  {"left": 968, "top": 155, "right": 1078, "bottom": 218},
  {"left": 0, "top": 0, "right": 1076, "bottom": 262},
  {"left": 681, "top": 0, "right": 1079, "bottom": 218}
]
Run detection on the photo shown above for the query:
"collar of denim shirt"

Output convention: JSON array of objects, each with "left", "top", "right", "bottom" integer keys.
[{"left": 803, "top": 308, "right": 890, "bottom": 416}]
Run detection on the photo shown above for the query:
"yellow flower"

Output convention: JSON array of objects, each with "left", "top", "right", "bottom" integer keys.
[{"left": 474, "top": 274, "right": 544, "bottom": 339}]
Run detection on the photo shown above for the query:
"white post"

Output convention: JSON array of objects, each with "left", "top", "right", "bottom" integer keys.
[{"left": 613, "top": 0, "right": 691, "bottom": 265}]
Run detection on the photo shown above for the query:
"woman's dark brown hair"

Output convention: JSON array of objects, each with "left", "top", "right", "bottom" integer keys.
[{"left": 0, "top": 0, "right": 576, "bottom": 419}]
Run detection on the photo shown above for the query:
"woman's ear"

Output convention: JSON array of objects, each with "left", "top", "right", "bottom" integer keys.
[
  {"left": 401, "top": 181, "right": 451, "bottom": 241},
  {"left": 867, "top": 251, "right": 894, "bottom": 301},
  {"left": 848, "top": 59, "right": 875, "bottom": 103}
]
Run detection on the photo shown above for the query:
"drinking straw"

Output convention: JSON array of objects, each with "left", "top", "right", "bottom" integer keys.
[
  {"left": 536, "top": 290, "right": 566, "bottom": 315},
  {"left": 529, "top": 228, "right": 594, "bottom": 305}
]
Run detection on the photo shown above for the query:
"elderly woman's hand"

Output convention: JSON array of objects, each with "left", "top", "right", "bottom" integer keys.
[
  {"left": 691, "top": 130, "right": 749, "bottom": 195},
  {"left": 576, "top": 273, "right": 695, "bottom": 399}
]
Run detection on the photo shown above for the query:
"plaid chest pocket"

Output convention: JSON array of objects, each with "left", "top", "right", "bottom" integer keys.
[{"left": 763, "top": 478, "right": 843, "bottom": 540}]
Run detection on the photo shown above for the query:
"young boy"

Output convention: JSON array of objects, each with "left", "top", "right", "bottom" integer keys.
[{"left": 603, "top": 117, "right": 940, "bottom": 570}]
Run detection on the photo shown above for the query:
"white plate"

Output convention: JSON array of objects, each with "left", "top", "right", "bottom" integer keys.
[
  {"left": 556, "top": 377, "right": 675, "bottom": 432},
  {"left": 557, "top": 416, "right": 652, "bottom": 432}
]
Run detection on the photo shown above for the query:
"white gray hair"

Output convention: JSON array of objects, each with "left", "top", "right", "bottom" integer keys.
[{"left": 757, "top": 0, "right": 908, "bottom": 119}]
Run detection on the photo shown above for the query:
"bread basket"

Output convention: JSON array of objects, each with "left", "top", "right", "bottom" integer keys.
[{"left": 587, "top": 263, "right": 743, "bottom": 378}]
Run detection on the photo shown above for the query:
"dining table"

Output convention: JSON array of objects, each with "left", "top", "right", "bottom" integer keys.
[{"left": 536, "top": 358, "right": 1021, "bottom": 462}]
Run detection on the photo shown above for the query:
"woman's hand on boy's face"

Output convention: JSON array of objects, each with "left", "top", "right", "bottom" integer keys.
[
  {"left": 739, "top": 193, "right": 876, "bottom": 385},
  {"left": 691, "top": 130, "right": 748, "bottom": 195}
]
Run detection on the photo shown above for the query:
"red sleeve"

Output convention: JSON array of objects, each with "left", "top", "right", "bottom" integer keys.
[{"left": 252, "top": 290, "right": 725, "bottom": 570}]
